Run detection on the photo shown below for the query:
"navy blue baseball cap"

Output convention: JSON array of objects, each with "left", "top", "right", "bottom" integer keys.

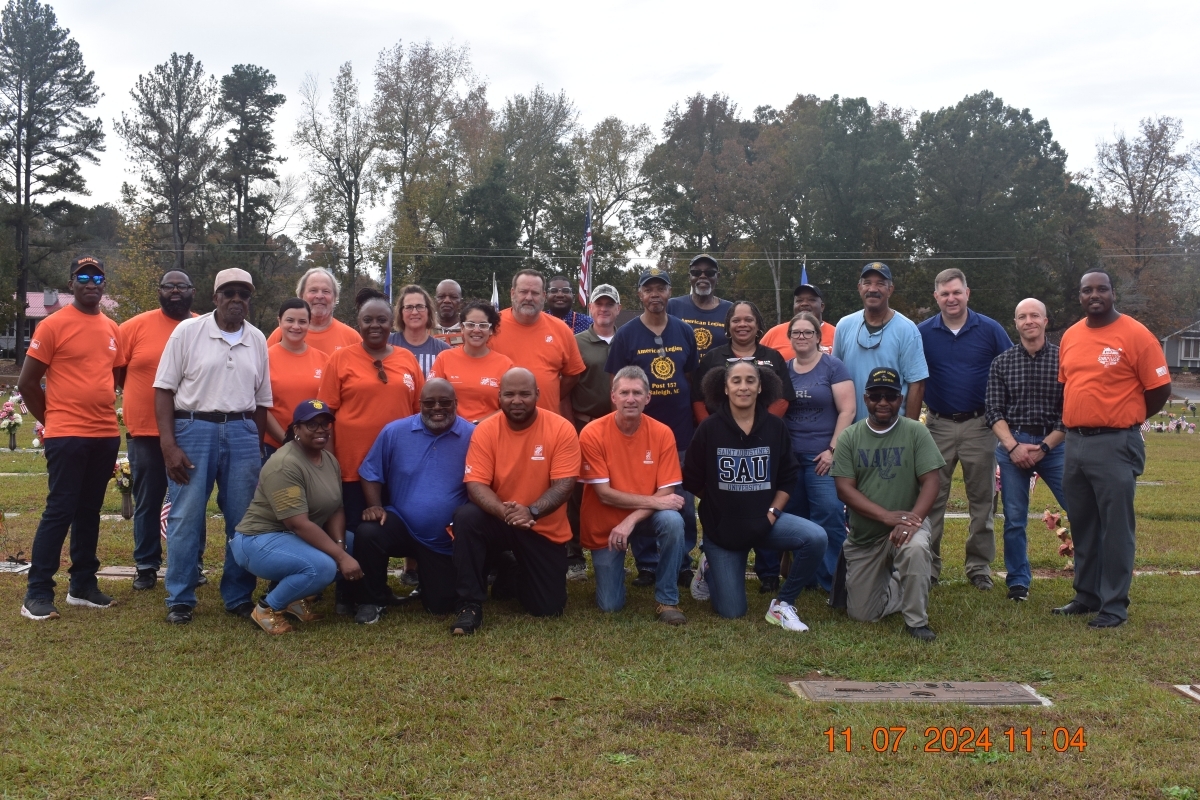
[
  {"left": 860, "top": 262, "right": 892, "bottom": 281},
  {"left": 292, "top": 399, "right": 335, "bottom": 424},
  {"left": 638, "top": 266, "right": 672, "bottom": 287}
]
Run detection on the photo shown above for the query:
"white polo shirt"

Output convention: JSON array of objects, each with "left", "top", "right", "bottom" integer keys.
[{"left": 153, "top": 312, "right": 272, "bottom": 413}]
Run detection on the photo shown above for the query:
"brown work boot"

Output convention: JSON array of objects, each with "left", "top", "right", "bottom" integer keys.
[
  {"left": 284, "top": 597, "right": 323, "bottom": 622},
  {"left": 251, "top": 603, "right": 295, "bottom": 635},
  {"left": 656, "top": 603, "right": 687, "bottom": 626}
]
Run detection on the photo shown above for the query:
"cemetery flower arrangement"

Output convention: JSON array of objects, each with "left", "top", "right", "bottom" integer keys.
[
  {"left": 112, "top": 458, "right": 132, "bottom": 494},
  {"left": 0, "top": 400, "right": 22, "bottom": 431},
  {"left": 31, "top": 422, "right": 45, "bottom": 448},
  {"left": 1043, "top": 508, "right": 1073, "bottom": 559},
  {"left": 116, "top": 406, "right": 124, "bottom": 427}
]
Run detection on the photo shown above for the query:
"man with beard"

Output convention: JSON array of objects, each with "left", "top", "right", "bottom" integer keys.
[
  {"left": 153, "top": 269, "right": 272, "bottom": 625},
  {"left": 760, "top": 282, "right": 836, "bottom": 358},
  {"left": 352, "top": 379, "right": 474, "bottom": 624},
  {"left": 667, "top": 254, "right": 732, "bottom": 360},
  {"left": 545, "top": 274, "right": 593, "bottom": 334},
  {"left": 432, "top": 279, "right": 465, "bottom": 346},
  {"left": 116, "top": 271, "right": 198, "bottom": 591}
]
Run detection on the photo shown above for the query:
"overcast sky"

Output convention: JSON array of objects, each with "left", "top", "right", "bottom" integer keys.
[{"left": 54, "top": 0, "right": 1200, "bottom": 218}]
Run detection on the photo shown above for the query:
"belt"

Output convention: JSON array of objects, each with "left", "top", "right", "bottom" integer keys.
[
  {"left": 1070, "top": 425, "right": 1135, "bottom": 437},
  {"left": 174, "top": 411, "right": 254, "bottom": 423},
  {"left": 929, "top": 408, "right": 986, "bottom": 423},
  {"left": 1012, "top": 425, "right": 1054, "bottom": 437}
]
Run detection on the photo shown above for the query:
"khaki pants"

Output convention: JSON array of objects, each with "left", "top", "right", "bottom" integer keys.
[
  {"left": 843, "top": 520, "right": 932, "bottom": 628},
  {"left": 926, "top": 414, "right": 997, "bottom": 581}
]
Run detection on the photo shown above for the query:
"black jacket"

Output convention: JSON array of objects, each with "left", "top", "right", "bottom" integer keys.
[{"left": 682, "top": 404, "right": 800, "bottom": 551}]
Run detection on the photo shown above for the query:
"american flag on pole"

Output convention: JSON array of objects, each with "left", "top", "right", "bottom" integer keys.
[
  {"left": 160, "top": 495, "right": 171, "bottom": 539},
  {"left": 577, "top": 198, "right": 594, "bottom": 307}
]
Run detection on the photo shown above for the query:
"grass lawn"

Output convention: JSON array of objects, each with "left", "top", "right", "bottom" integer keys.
[{"left": 0, "top": 423, "right": 1198, "bottom": 798}]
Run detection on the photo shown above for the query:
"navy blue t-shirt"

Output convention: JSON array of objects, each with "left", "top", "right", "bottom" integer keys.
[
  {"left": 605, "top": 315, "right": 698, "bottom": 449},
  {"left": 667, "top": 296, "right": 732, "bottom": 359}
]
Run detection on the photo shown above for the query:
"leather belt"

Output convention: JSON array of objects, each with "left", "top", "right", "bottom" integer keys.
[
  {"left": 1012, "top": 425, "right": 1054, "bottom": 437},
  {"left": 174, "top": 411, "right": 253, "bottom": 423},
  {"left": 1070, "top": 425, "right": 1134, "bottom": 437},
  {"left": 929, "top": 408, "right": 986, "bottom": 423}
]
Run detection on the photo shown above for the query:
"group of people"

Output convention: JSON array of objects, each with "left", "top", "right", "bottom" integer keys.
[{"left": 17, "top": 252, "right": 1171, "bottom": 640}]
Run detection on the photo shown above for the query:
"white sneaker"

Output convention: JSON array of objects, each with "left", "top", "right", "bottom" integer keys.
[
  {"left": 765, "top": 599, "right": 809, "bottom": 633},
  {"left": 690, "top": 553, "right": 710, "bottom": 602}
]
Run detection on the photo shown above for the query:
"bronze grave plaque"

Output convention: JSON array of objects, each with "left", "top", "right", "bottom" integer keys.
[{"left": 788, "top": 681, "right": 1049, "bottom": 706}]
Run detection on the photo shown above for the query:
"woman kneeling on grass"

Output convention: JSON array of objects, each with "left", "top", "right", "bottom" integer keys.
[
  {"left": 683, "top": 360, "right": 826, "bottom": 631},
  {"left": 230, "top": 400, "right": 363, "bottom": 634}
]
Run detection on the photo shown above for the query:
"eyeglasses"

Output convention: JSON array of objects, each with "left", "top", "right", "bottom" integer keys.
[
  {"left": 372, "top": 359, "right": 388, "bottom": 384},
  {"left": 866, "top": 391, "right": 901, "bottom": 403},
  {"left": 401, "top": 304, "right": 427, "bottom": 312},
  {"left": 547, "top": 287, "right": 573, "bottom": 295},
  {"left": 221, "top": 288, "right": 252, "bottom": 300},
  {"left": 74, "top": 273, "right": 105, "bottom": 285},
  {"left": 159, "top": 282, "right": 194, "bottom": 291},
  {"left": 300, "top": 418, "right": 332, "bottom": 431},
  {"left": 689, "top": 269, "right": 717, "bottom": 279},
  {"left": 420, "top": 398, "right": 455, "bottom": 409},
  {"left": 856, "top": 322, "right": 883, "bottom": 350},
  {"left": 462, "top": 321, "right": 492, "bottom": 331},
  {"left": 789, "top": 329, "right": 817, "bottom": 339}
]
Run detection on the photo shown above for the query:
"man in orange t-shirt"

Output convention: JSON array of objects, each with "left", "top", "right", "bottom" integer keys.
[
  {"left": 1054, "top": 271, "right": 1171, "bottom": 628},
  {"left": 760, "top": 283, "right": 835, "bottom": 360},
  {"left": 115, "top": 269, "right": 198, "bottom": 590},
  {"left": 19, "top": 256, "right": 123, "bottom": 621},
  {"left": 264, "top": 267, "right": 362, "bottom": 354},
  {"left": 488, "top": 270, "right": 585, "bottom": 417},
  {"left": 451, "top": 368, "right": 581, "bottom": 633},
  {"left": 579, "top": 366, "right": 686, "bottom": 624}
]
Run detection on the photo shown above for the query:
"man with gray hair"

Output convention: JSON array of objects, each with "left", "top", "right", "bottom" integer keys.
[
  {"left": 432, "top": 279, "right": 464, "bottom": 346},
  {"left": 917, "top": 268, "right": 1011, "bottom": 590},
  {"left": 265, "top": 266, "right": 361, "bottom": 353}
]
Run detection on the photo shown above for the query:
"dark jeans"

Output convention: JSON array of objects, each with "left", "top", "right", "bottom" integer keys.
[
  {"left": 452, "top": 502, "right": 567, "bottom": 617},
  {"left": 355, "top": 514, "right": 457, "bottom": 614},
  {"left": 25, "top": 436, "right": 121, "bottom": 602},
  {"left": 631, "top": 449, "right": 696, "bottom": 573},
  {"left": 127, "top": 434, "right": 167, "bottom": 571},
  {"left": 342, "top": 481, "right": 367, "bottom": 534},
  {"left": 780, "top": 451, "right": 848, "bottom": 591}
]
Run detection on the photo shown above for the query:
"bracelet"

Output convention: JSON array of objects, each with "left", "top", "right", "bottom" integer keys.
[
  {"left": 335, "top": 539, "right": 345, "bottom": 545},
  {"left": 1007, "top": 443, "right": 1020, "bottom": 455}
]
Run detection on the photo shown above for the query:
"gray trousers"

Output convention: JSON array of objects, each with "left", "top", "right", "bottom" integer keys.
[
  {"left": 926, "top": 414, "right": 997, "bottom": 580},
  {"left": 843, "top": 520, "right": 932, "bottom": 628},
  {"left": 1063, "top": 428, "right": 1143, "bottom": 620}
]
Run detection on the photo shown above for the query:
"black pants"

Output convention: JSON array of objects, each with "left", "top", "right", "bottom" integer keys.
[
  {"left": 452, "top": 502, "right": 567, "bottom": 617},
  {"left": 25, "top": 436, "right": 121, "bottom": 601},
  {"left": 355, "top": 514, "right": 456, "bottom": 614},
  {"left": 127, "top": 434, "right": 167, "bottom": 570},
  {"left": 564, "top": 482, "right": 585, "bottom": 566}
]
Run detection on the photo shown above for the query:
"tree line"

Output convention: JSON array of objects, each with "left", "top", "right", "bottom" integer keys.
[{"left": 1, "top": 0, "right": 1198, "bottom": 365}]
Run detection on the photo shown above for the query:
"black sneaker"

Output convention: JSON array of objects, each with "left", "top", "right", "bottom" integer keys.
[
  {"left": 133, "top": 568, "right": 158, "bottom": 591},
  {"left": 226, "top": 601, "right": 255, "bottom": 619},
  {"left": 355, "top": 603, "right": 384, "bottom": 625},
  {"left": 21, "top": 598, "right": 60, "bottom": 620},
  {"left": 335, "top": 602, "right": 356, "bottom": 616},
  {"left": 677, "top": 568, "right": 694, "bottom": 588},
  {"left": 451, "top": 603, "right": 482, "bottom": 635},
  {"left": 1007, "top": 585, "right": 1029, "bottom": 602},
  {"left": 758, "top": 575, "right": 780, "bottom": 594},
  {"left": 66, "top": 587, "right": 115, "bottom": 608},
  {"left": 905, "top": 624, "right": 937, "bottom": 642},
  {"left": 632, "top": 569, "right": 655, "bottom": 587},
  {"left": 166, "top": 604, "right": 193, "bottom": 625}
]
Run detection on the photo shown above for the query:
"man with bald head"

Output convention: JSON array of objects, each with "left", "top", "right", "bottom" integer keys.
[
  {"left": 450, "top": 368, "right": 582, "bottom": 633},
  {"left": 985, "top": 298, "right": 1069, "bottom": 602},
  {"left": 353, "top": 379, "right": 474, "bottom": 623},
  {"left": 433, "top": 280, "right": 464, "bottom": 346}
]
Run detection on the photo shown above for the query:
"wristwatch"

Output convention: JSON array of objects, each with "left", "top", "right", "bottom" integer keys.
[
  {"left": 768, "top": 507, "right": 781, "bottom": 518},
  {"left": 1038, "top": 442, "right": 1051, "bottom": 455},
  {"left": 528, "top": 504, "right": 542, "bottom": 521}
]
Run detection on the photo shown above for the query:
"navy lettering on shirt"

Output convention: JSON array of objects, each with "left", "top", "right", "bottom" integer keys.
[
  {"left": 716, "top": 446, "right": 771, "bottom": 492},
  {"left": 857, "top": 446, "right": 906, "bottom": 480}
]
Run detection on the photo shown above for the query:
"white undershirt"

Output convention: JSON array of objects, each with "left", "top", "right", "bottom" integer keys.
[{"left": 220, "top": 327, "right": 244, "bottom": 345}]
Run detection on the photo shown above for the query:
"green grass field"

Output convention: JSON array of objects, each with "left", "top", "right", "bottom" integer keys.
[{"left": 0, "top": 420, "right": 1198, "bottom": 799}]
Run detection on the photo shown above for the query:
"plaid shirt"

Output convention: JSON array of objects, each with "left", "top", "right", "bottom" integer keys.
[
  {"left": 984, "top": 341, "right": 1065, "bottom": 432},
  {"left": 545, "top": 309, "right": 593, "bottom": 335}
]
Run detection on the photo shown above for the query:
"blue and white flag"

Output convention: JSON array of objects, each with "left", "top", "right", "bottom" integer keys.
[
  {"left": 385, "top": 247, "right": 393, "bottom": 303},
  {"left": 490, "top": 273, "right": 499, "bottom": 310}
]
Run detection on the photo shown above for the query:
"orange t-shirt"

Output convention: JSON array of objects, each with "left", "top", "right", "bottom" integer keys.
[
  {"left": 488, "top": 309, "right": 585, "bottom": 413},
  {"left": 117, "top": 309, "right": 196, "bottom": 437},
  {"left": 27, "top": 305, "right": 122, "bottom": 438},
  {"left": 578, "top": 413, "right": 682, "bottom": 551},
  {"left": 760, "top": 319, "right": 835, "bottom": 361},
  {"left": 266, "top": 318, "right": 362, "bottom": 354},
  {"left": 463, "top": 410, "right": 581, "bottom": 543},
  {"left": 429, "top": 347, "right": 514, "bottom": 423},
  {"left": 266, "top": 343, "right": 330, "bottom": 448},
  {"left": 1058, "top": 314, "right": 1170, "bottom": 429},
  {"left": 318, "top": 345, "right": 424, "bottom": 482}
]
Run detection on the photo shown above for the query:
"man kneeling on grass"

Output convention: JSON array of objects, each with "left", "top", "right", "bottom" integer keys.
[
  {"left": 450, "top": 369, "right": 581, "bottom": 635},
  {"left": 832, "top": 367, "right": 945, "bottom": 642},
  {"left": 579, "top": 366, "right": 688, "bottom": 624}
]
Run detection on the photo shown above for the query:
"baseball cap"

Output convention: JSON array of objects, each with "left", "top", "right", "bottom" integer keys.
[
  {"left": 865, "top": 367, "right": 901, "bottom": 391},
  {"left": 214, "top": 268, "right": 255, "bottom": 292},
  {"left": 292, "top": 399, "right": 335, "bottom": 425},
  {"left": 689, "top": 254, "right": 719, "bottom": 270},
  {"left": 70, "top": 255, "right": 105, "bottom": 275},
  {"left": 638, "top": 267, "right": 671, "bottom": 287},
  {"left": 590, "top": 284, "right": 620, "bottom": 304},
  {"left": 860, "top": 262, "right": 892, "bottom": 281},
  {"left": 793, "top": 283, "right": 824, "bottom": 300}
]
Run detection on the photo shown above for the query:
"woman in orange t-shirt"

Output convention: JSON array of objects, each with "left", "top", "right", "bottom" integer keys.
[
  {"left": 265, "top": 298, "right": 329, "bottom": 454},
  {"left": 429, "top": 300, "right": 513, "bottom": 423},
  {"left": 318, "top": 288, "right": 424, "bottom": 532}
]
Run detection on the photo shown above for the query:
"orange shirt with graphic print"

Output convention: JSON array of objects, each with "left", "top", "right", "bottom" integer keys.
[
  {"left": 117, "top": 309, "right": 196, "bottom": 436},
  {"left": 429, "top": 347, "right": 513, "bottom": 423},
  {"left": 266, "top": 318, "right": 362, "bottom": 354},
  {"left": 577, "top": 413, "right": 682, "bottom": 551},
  {"left": 488, "top": 309, "right": 585, "bottom": 413},
  {"left": 266, "top": 343, "right": 330, "bottom": 448},
  {"left": 760, "top": 319, "right": 835, "bottom": 362},
  {"left": 1058, "top": 314, "right": 1170, "bottom": 429},
  {"left": 463, "top": 410, "right": 581, "bottom": 543},
  {"left": 318, "top": 345, "right": 423, "bottom": 482},
  {"left": 27, "top": 305, "right": 122, "bottom": 438}
]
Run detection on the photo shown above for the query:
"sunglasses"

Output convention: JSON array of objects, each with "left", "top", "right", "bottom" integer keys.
[
  {"left": 74, "top": 273, "right": 105, "bottom": 285},
  {"left": 300, "top": 418, "right": 333, "bottom": 431},
  {"left": 462, "top": 321, "right": 492, "bottom": 331},
  {"left": 866, "top": 391, "right": 901, "bottom": 403},
  {"left": 221, "top": 288, "right": 252, "bottom": 300},
  {"left": 420, "top": 398, "right": 455, "bottom": 410},
  {"left": 689, "top": 269, "right": 717, "bottom": 278},
  {"left": 726, "top": 356, "right": 757, "bottom": 364},
  {"left": 372, "top": 359, "right": 388, "bottom": 384},
  {"left": 856, "top": 323, "right": 883, "bottom": 351},
  {"left": 653, "top": 335, "right": 667, "bottom": 359}
]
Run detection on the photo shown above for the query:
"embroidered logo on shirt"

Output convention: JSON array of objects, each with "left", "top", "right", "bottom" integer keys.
[
  {"left": 545, "top": 335, "right": 554, "bottom": 343},
  {"left": 314, "top": 369, "right": 323, "bottom": 379},
  {"left": 582, "top": 460, "right": 593, "bottom": 472},
  {"left": 1098, "top": 347, "right": 1122, "bottom": 367},
  {"left": 108, "top": 337, "right": 117, "bottom": 351},
  {"left": 1156, "top": 365, "right": 1168, "bottom": 377},
  {"left": 29, "top": 340, "right": 39, "bottom": 349},
  {"left": 480, "top": 377, "right": 499, "bottom": 387},
  {"left": 532, "top": 445, "right": 545, "bottom": 461},
  {"left": 403, "top": 373, "right": 415, "bottom": 390},
  {"left": 464, "top": 464, "right": 472, "bottom": 475},
  {"left": 644, "top": 450, "right": 654, "bottom": 465}
]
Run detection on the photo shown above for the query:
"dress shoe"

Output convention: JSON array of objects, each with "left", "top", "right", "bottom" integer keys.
[
  {"left": 1087, "top": 613, "right": 1125, "bottom": 629},
  {"left": 1051, "top": 600, "right": 1096, "bottom": 616}
]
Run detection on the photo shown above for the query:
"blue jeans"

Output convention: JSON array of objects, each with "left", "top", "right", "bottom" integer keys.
[
  {"left": 590, "top": 510, "right": 684, "bottom": 610},
  {"left": 127, "top": 435, "right": 167, "bottom": 571},
  {"left": 705, "top": 513, "right": 827, "bottom": 619},
  {"left": 780, "top": 452, "right": 847, "bottom": 591},
  {"left": 230, "top": 532, "right": 338, "bottom": 610},
  {"left": 996, "top": 431, "right": 1068, "bottom": 589},
  {"left": 163, "top": 417, "right": 262, "bottom": 610},
  {"left": 631, "top": 450, "right": 696, "bottom": 572}
]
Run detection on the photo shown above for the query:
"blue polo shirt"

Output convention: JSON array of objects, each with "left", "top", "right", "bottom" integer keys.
[
  {"left": 356, "top": 414, "right": 474, "bottom": 554},
  {"left": 918, "top": 310, "right": 1012, "bottom": 415}
]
